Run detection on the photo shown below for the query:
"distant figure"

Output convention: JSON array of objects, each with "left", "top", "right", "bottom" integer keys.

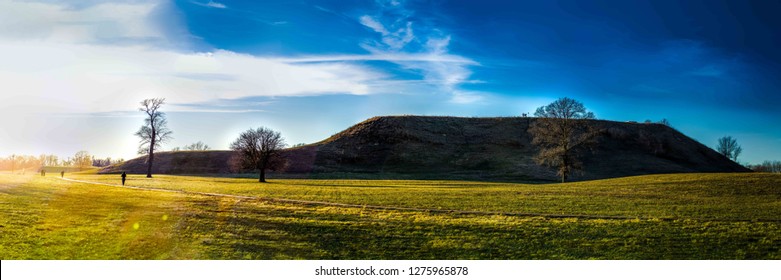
[
  {"left": 41, "top": 170, "right": 45, "bottom": 177},
  {"left": 121, "top": 172, "right": 127, "bottom": 186},
  {"left": 61, "top": 171, "right": 64, "bottom": 178}
]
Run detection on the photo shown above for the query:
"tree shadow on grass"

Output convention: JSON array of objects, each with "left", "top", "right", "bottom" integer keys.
[{"left": 179, "top": 198, "right": 781, "bottom": 260}]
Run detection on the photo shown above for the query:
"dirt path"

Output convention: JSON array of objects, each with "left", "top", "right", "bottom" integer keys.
[{"left": 58, "top": 177, "right": 778, "bottom": 222}]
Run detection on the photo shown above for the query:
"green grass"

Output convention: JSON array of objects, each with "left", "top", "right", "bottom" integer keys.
[
  {"left": 1, "top": 173, "right": 780, "bottom": 259},
  {"left": 69, "top": 172, "right": 781, "bottom": 220}
]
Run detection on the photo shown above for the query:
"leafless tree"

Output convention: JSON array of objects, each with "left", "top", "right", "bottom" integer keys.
[
  {"left": 135, "top": 98, "right": 173, "bottom": 178},
  {"left": 42, "top": 154, "right": 59, "bottom": 166},
  {"left": 716, "top": 136, "right": 742, "bottom": 162},
  {"left": 73, "top": 150, "right": 92, "bottom": 171},
  {"left": 1, "top": 154, "right": 46, "bottom": 172},
  {"left": 184, "top": 141, "right": 211, "bottom": 151},
  {"left": 528, "top": 97, "right": 598, "bottom": 183},
  {"left": 230, "top": 127, "right": 286, "bottom": 182},
  {"left": 748, "top": 160, "right": 780, "bottom": 173},
  {"left": 92, "top": 157, "right": 119, "bottom": 167}
]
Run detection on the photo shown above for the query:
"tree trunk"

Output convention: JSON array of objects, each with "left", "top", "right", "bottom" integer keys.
[
  {"left": 560, "top": 155, "right": 566, "bottom": 183},
  {"left": 147, "top": 151, "right": 154, "bottom": 178},
  {"left": 147, "top": 130, "right": 155, "bottom": 178},
  {"left": 259, "top": 168, "right": 266, "bottom": 183}
]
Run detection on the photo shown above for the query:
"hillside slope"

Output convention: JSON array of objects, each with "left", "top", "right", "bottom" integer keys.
[{"left": 101, "top": 116, "right": 749, "bottom": 181}]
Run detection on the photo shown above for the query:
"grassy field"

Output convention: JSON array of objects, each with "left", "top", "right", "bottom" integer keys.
[{"left": 1, "top": 172, "right": 780, "bottom": 259}]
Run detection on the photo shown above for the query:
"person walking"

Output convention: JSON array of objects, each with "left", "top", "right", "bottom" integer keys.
[
  {"left": 121, "top": 171, "right": 127, "bottom": 186},
  {"left": 60, "top": 171, "right": 64, "bottom": 178}
]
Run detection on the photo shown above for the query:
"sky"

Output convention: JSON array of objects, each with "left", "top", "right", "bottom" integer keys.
[{"left": 0, "top": 0, "right": 779, "bottom": 164}]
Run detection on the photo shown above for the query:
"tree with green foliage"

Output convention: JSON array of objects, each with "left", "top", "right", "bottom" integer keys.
[
  {"left": 135, "top": 98, "right": 173, "bottom": 178},
  {"left": 230, "top": 127, "right": 286, "bottom": 183},
  {"left": 716, "top": 136, "right": 742, "bottom": 162},
  {"left": 528, "top": 97, "right": 599, "bottom": 183}
]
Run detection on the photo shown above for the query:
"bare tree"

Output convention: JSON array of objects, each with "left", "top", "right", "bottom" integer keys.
[
  {"left": 135, "top": 98, "right": 173, "bottom": 178},
  {"left": 42, "top": 154, "right": 59, "bottom": 166},
  {"left": 184, "top": 141, "right": 211, "bottom": 151},
  {"left": 92, "top": 157, "right": 117, "bottom": 167},
  {"left": 230, "top": 127, "right": 286, "bottom": 182},
  {"left": 1, "top": 154, "right": 45, "bottom": 173},
  {"left": 716, "top": 136, "right": 742, "bottom": 162},
  {"left": 528, "top": 97, "right": 598, "bottom": 183},
  {"left": 73, "top": 150, "right": 92, "bottom": 171},
  {"left": 748, "top": 161, "right": 781, "bottom": 173}
]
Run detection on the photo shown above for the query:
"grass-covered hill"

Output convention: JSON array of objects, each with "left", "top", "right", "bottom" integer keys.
[
  {"left": 101, "top": 150, "right": 235, "bottom": 174},
  {"left": 101, "top": 116, "right": 749, "bottom": 181}
]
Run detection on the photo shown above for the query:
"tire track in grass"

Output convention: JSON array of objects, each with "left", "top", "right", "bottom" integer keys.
[{"left": 59, "top": 177, "right": 781, "bottom": 222}]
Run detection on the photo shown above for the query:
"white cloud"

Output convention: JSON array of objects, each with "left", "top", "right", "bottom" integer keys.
[
  {"left": 0, "top": 1, "right": 165, "bottom": 45},
  {"left": 0, "top": 1, "right": 384, "bottom": 115},
  {"left": 425, "top": 36, "right": 450, "bottom": 54},
  {"left": 450, "top": 91, "right": 484, "bottom": 104},
  {"left": 360, "top": 15, "right": 414, "bottom": 51},
  {"left": 359, "top": 16, "right": 389, "bottom": 35},
  {"left": 276, "top": 53, "right": 476, "bottom": 64},
  {"left": 206, "top": 1, "right": 227, "bottom": 9},
  {"left": 358, "top": 2, "right": 481, "bottom": 103},
  {"left": 0, "top": 42, "right": 383, "bottom": 114},
  {"left": 191, "top": 1, "right": 227, "bottom": 9},
  {"left": 0, "top": 0, "right": 485, "bottom": 120}
]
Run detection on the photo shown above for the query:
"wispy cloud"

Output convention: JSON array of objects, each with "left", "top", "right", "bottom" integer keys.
[
  {"left": 206, "top": 1, "right": 226, "bottom": 9},
  {"left": 277, "top": 53, "right": 476, "bottom": 64},
  {"left": 0, "top": 0, "right": 485, "bottom": 119},
  {"left": 192, "top": 1, "right": 227, "bottom": 9},
  {"left": 313, "top": 5, "right": 335, "bottom": 14},
  {"left": 359, "top": 16, "right": 388, "bottom": 34},
  {"left": 0, "top": 1, "right": 384, "bottom": 115},
  {"left": 359, "top": 15, "right": 414, "bottom": 51},
  {"left": 357, "top": 1, "right": 481, "bottom": 103},
  {"left": 0, "top": 1, "right": 168, "bottom": 47},
  {"left": 450, "top": 91, "right": 485, "bottom": 104}
]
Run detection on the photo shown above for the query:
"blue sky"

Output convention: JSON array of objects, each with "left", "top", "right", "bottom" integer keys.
[{"left": 0, "top": 0, "right": 779, "bottom": 164}]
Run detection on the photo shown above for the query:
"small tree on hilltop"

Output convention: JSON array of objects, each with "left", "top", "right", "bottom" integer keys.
[
  {"left": 529, "top": 97, "right": 599, "bottom": 183},
  {"left": 184, "top": 141, "right": 211, "bottom": 151},
  {"left": 230, "top": 127, "right": 286, "bottom": 183},
  {"left": 716, "top": 136, "right": 742, "bottom": 162}
]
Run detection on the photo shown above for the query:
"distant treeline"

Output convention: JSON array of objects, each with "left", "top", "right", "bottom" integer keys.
[
  {"left": 747, "top": 160, "right": 781, "bottom": 173},
  {"left": 0, "top": 153, "right": 124, "bottom": 171}
]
